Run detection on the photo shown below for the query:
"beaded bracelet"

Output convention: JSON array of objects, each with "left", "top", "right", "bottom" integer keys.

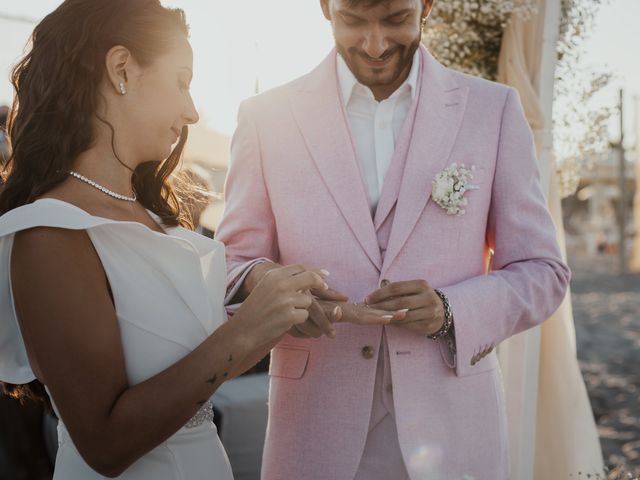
[{"left": 427, "top": 289, "right": 454, "bottom": 340}]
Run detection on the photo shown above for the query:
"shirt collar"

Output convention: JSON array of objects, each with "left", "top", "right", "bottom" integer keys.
[{"left": 337, "top": 49, "right": 420, "bottom": 106}]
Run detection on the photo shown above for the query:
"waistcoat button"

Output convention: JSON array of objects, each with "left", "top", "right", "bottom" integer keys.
[{"left": 361, "top": 345, "right": 375, "bottom": 360}]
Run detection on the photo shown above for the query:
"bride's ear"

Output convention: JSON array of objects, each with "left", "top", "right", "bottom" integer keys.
[{"left": 104, "top": 45, "right": 137, "bottom": 96}]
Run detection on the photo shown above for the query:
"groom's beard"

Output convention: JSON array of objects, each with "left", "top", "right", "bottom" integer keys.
[{"left": 336, "top": 37, "right": 421, "bottom": 91}]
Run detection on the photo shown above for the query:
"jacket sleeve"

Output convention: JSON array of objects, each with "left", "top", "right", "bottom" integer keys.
[
  {"left": 438, "top": 88, "right": 571, "bottom": 377},
  {"left": 215, "top": 100, "right": 279, "bottom": 303}
]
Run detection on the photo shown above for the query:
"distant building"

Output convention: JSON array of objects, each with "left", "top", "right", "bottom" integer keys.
[{"left": 562, "top": 150, "right": 636, "bottom": 257}]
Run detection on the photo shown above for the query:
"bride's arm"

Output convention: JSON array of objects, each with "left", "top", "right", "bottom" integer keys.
[{"left": 11, "top": 227, "right": 324, "bottom": 478}]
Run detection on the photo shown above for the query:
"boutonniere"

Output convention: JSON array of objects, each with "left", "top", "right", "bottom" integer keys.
[{"left": 431, "top": 163, "right": 479, "bottom": 216}]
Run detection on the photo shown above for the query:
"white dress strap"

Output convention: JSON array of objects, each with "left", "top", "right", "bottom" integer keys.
[{"left": 0, "top": 198, "right": 120, "bottom": 237}]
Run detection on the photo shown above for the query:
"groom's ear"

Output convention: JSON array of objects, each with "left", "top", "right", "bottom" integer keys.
[
  {"left": 319, "top": 0, "right": 331, "bottom": 21},
  {"left": 422, "top": 0, "right": 434, "bottom": 19}
]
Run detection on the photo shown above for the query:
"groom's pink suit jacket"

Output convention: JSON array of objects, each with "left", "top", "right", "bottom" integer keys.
[{"left": 216, "top": 46, "right": 570, "bottom": 480}]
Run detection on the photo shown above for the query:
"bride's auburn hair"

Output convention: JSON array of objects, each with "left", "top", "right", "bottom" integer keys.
[
  {"left": 0, "top": 0, "right": 191, "bottom": 226},
  {"left": 0, "top": 0, "right": 192, "bottom": 403}
]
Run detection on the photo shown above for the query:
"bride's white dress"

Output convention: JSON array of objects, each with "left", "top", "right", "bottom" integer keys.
[{"left": 0, "top": 198, "right": 235, "bottom": 480}]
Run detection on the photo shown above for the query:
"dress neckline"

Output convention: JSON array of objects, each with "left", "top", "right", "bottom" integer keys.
[
  {"left": 1, "top": 197, "right": 224, "bottom": 259},
  {"left": 35, "top": 197, "right": 173, "bottom": 238}
]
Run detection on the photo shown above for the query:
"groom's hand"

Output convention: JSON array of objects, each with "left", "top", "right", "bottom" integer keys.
[
  {"left": 315, "top": 301, "right": 407, "bottom": 326},
  {"left": 288, "top": 287, "right": 349, "bottom": 339},
  {"left": 365, "top": 280, "right": 445, "bottom": 336},
  {"left": 288, "top": 289, "right": 409, "bottom": 338}
]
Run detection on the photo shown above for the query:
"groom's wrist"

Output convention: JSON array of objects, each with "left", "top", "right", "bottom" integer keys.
[{"left": 427, "top": 289, "right": 454, "bottom": 340}]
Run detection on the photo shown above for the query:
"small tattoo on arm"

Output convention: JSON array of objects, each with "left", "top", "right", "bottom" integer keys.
[
  {"left": 206, "top": 374, "right": 217, "bottom": 384},
  {"left": 223, "top": 372, "right": 228, "bottom": 378}
]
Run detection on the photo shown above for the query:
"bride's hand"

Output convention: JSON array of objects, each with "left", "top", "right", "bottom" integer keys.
[
  {"left": 287, "top": 286, "right": 349, "bottom": 339},
  {"left": 234, "top": 264, "right": 329, "bottom": 346}
]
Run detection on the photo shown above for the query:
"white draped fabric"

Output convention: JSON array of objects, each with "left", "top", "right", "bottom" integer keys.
[
  {"left": 496, "top": 1, "right": 605, "bottom": 478},
  {"left": 631, "top": 140, "right": 640, "bottom": 272}
]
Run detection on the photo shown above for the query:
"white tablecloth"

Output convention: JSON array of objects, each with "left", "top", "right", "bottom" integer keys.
[{"left": 212, "top": 373, "right": 269, "bottom": 480}]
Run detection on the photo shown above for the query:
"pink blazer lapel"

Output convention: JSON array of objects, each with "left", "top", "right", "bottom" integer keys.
[
  {"left": 381, "top": 47, "right": 470, "bottom": 275},
  {"left": 373, "top": 53, "right": 425, "bottom": 231},
  {"left": 288, "top": 50, "right": 382, "bottom": 271}
]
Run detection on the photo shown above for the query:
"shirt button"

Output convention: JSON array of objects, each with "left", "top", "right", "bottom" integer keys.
[{"left": 361, "top": 346, "right": 375, "bottom": 360}]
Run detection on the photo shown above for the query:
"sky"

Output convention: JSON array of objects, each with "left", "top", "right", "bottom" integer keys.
[
  {"left": 580, "top": 0, "right": 640, "bottom": 147},
  {"left": 0, "top": 0, "right": 638, "bottom": 141}
]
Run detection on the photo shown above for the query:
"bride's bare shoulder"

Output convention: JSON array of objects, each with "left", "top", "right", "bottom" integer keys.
[
  {"left": 12, "top": 187, "right": 100, "bottom": 272},
  {"left": 12, "top": 226, "right": 97, "bottom": 273}
]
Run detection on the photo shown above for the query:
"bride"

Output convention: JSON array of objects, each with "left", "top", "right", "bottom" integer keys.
[{"left": 0, "top": 0, "right": 385, "bottom": 478}]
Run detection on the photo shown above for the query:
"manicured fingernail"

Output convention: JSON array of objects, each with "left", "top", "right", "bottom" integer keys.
[
  {"left": 398, "top": 309, "right": 410, "bottom": 313},
  {"left": 322, "top": 282, "right": 329, "bottom": 290},
  {"left": 320, "top": 269, "right": 330, "bottom": 276},
  {"left": 382, "top": 315, "right": 394, "bottom": 319}
]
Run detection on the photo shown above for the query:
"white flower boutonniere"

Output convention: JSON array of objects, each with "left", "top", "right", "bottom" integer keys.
[{"left": 431, "top": 163, "right": 479, "bottom": 216}]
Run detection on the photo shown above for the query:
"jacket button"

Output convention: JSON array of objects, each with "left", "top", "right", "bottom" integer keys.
[{"left": 361, "top": 346, "right": 375, "bottom": 359}]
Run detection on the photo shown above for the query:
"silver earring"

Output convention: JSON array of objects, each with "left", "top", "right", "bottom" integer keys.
[
  {"left": 421, "top": 16, "right": 428, "bottom": 30},
  {"left": 119, "top": 82, "right": 126, "bottom": 95}
]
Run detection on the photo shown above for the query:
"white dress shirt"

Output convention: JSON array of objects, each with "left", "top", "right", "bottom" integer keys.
[{"left": 336, "top": 51, "right": 420, "bottom": 213}]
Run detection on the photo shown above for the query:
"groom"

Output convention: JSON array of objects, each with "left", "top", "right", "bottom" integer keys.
[{"left": 216, "top": 0, "right": 570, "bottom": 478}]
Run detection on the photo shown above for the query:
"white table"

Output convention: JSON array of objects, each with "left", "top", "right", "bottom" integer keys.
[{"left": 212, "top": 373, "right": 269, "bottom": 480}]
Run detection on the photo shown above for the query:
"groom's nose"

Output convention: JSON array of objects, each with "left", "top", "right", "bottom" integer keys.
[{"left": 361, "top": 24, "right": 389, "bottom": 59}]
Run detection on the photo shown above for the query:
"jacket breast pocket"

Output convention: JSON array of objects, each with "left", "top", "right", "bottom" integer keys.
[{"left": 269, "top": 346, "right": 310, "bottom": 379}]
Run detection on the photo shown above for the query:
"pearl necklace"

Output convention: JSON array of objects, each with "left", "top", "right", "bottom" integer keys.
[{"left": 69, "top": 171, "right": 137, "bottom": 202}]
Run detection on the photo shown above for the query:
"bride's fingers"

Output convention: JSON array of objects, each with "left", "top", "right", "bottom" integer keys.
[
  {"left": 311, "top": 287, "right": 350, "bottom": 302},
  {"left": 288, "top": 271, "right": 328, "bottom": 293},
  {"left": 307, "top": 299, "right": 336, "bottom": 338},
  {"left": 318, "top": 301, "right": 344, "bottom": 323},
  {"left": 270, "top": 264, "right": 329, "bottom": 285},
  {"left": 283, "top": 264, "right": 329, "bottom": 278},
  {"left": 332, "top": 305, "right": 343, "bottom": 322},
  {"left": 291, "top": 291, "right": 314, "bottom": 310}
]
